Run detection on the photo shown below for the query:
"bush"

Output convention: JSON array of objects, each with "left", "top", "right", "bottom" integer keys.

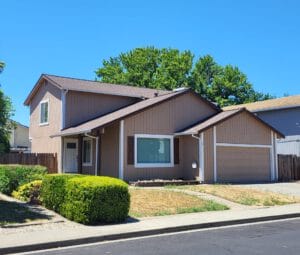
[
  {"left": 41, "top": 174, "right": 130, "bottom": 224},
  {"left": 12, "top": 180, "right": 43, "bottom": 204},
  {"left": 41, "top": 174, "right": 83, "bottom": 212},
  {"left": 0, "top": 165, "right": 47, "bottom": 195},
  {"left": 61, "top": 176, "right": 130, "bottom": 224}
]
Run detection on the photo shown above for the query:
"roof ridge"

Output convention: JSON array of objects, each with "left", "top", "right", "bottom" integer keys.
[{"left": 43, "top": 73, "right": 169, "bottom": 92}]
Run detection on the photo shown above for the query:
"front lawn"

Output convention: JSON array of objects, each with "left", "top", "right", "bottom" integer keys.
[
  {"left": 0, "top": 199, "right": 51, "bottom": 226},
  {"left": 168, "top": 185, "right": 300, "bottom": 206},
  {"left": 129, "top": 188, "right": 228, "bottom": 218}
]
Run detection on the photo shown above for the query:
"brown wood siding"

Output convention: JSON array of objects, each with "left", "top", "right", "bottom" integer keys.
[
  {"left": 29, "top": 80, "right": 62, "bottom": 171},
  {"left": 203, "top": 128, "right": 214, "bottom": 183},
  {"left": 100, "top": 122, "right": 119, "bottom": 178},
  {"left": 216, "top": 111, "right": 271, "bottom": 145},
  {"left": 65, "top": 91, "right": 138, "bottom": 128},
  {"left": 182, "top": 135, "right": 198, "bottom": 179},
  {"left": 123, "top": 92, "right": 217, "bottom": 181},
  {"left": 217, "top": 147, "right": 271, "bottom": 183}
]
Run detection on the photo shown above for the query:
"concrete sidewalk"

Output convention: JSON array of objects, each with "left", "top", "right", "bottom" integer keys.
[{"left": 1, "top": 204, "right": 300, "bottom": 254}]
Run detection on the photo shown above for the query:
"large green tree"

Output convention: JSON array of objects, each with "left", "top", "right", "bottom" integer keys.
[
  {"left": 0, "top": 61, "right": 13, "bottom": 154},
  {"left": 96, "top": 47, "right": 273, "bottom": 106}
]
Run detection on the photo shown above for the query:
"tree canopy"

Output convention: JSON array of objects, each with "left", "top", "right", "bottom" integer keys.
[
  {"left": 0, "top": 61, "right": 14, "bottom": 154},
  {"left": 96, "top": 47, "right": 273, "bottom": 107}
]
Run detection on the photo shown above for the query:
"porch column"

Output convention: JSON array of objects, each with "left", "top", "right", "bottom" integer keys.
[
  {"left": 119, "top": 120, "right": 124, "bottom": 180},
  {"left": 77, "top": 135, "right": 83, "bottom": 174}
]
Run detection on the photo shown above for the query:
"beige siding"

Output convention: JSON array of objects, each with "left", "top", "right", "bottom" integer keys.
[
  {"left": 203, "top": 128, "right": 214, "bottom": 183},
  {"left": 65, "top": 91, "right": 138, "bottom": 128},
  {"left": 123, "top": 92, "right": 217, "bottom": 181},
  {"left": 10, "top": 124, "right": 30, "bottom": 149},
  {"left": 100, "top": 122, "right": 119, "bottom": 178},
  {"left": 182, "top": 136, "right": 198, "bottom": 179},
  {"left": 217, "top": 147, "right": 271, "bottom": 182},
  {"left": 29, "top": 80, "right": 62, "bottom": 171},
  {"left": 216, "top": 111, "right": 271, "bottom": 145}
]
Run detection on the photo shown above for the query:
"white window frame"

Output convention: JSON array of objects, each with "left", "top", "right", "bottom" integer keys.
[
  {"left": 134, "top": 134, "right": 174, "bottom": 168},
  {"left": 39, "top": 99, "right": 49, "bottom": 126},
  {"left": 82, "top": 137, "right": 93, "bottom": 166}
]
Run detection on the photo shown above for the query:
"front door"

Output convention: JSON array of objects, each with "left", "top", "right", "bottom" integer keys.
[{"left": 63, "top": 138, "right": 78, "bottom": 173}]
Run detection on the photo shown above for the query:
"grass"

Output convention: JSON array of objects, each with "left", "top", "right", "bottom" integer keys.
[
  {"left": 167, "top": 184, "right": 300, "bottom": 206},
  {"left": 0, "top": 199, "right": 51, "bottom": 226},
  {"left": 129, "top": 188, "right": 228, "bottom": 218}
]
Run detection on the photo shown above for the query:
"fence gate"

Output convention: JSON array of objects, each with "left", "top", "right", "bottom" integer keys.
[{"left": 278, "top": 154, "right": 300, "bottom": 181}]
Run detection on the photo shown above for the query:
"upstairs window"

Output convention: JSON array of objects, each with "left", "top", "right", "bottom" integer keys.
[{"left": 40, "top": 100, "right": 49, "bottom": 125}]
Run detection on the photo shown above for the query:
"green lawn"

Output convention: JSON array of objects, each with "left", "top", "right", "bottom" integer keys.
[{"left": 0, "top": 199, "right": 51, "bottom": 226}]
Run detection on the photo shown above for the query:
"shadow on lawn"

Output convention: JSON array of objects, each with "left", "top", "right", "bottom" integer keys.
[{"left": 0, "top": 200, "right": 52, "bottom": 226}]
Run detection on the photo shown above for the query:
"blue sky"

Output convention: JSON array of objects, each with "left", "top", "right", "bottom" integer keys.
[{"left": 1, "top": 0, "right": 299, "bottom": 125}]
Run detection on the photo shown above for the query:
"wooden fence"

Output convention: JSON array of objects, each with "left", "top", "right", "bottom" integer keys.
[
  {"left": 0, "top": 153, "right": 58, "bottom": 173},
  {"left": 278, "top": 154, "right": 300, "bottom": 181}
]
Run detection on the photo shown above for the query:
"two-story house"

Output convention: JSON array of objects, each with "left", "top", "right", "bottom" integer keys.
[{"left": 24, "top": 74, "right": 283, "bottom": 183}]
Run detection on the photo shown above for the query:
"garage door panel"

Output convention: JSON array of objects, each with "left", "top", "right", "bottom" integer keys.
[{"left": 217, "top": 147, "right": 270, "bottom": 183}]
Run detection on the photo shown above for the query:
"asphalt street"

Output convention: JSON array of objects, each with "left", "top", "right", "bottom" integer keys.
[{"left": 23, "top": 218, "right": 300, "bottom": 255}]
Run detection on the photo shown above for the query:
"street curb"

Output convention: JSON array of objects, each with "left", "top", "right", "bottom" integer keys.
[{"left": 1, "top": 213, "right": 300, "bottom": 254}]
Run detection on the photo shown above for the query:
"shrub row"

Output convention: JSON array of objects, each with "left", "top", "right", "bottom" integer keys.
[
  {"left": 12, "top": 180, "right": 42, "bottom": 204},
  {"left": 0, "top": 165, "right": 47, "bottom": 195},
  {"left": 41, "top": 174, "right": 130, "bottom": 224}
]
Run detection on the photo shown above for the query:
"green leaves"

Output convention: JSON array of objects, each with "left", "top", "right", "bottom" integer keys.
[{"left": 95, "top": 47, "right": 274, "bottom": 107}]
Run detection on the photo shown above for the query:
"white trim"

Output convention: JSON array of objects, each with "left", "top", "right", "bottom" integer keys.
[
  {"left": 119, "top": 120, "right": 124, "bottom": 179},
  {"left": 82, "top": 137, "right": 93, "bottom": 166},
  {"left": 270, "top": 131, "right": 275, "bottom": 181},
  {"left": 39, "top": 99, "right": 49, "bottom": 126},
  {"left": 216, "top": 143, "right": 272, "bottom": 148},
  {"left": 95, "top": 137, "right": 99, "bottom": 176},
  {"left": 274, "top": 133, "right": 278, "bottom": 181},
  {"left": 213, "top": 126, "right": 217, "bottom": 183},
  {"left": 61, "top": 90, "right": 68, "bottom": 130},
  {"left": 134, "top": 134, "right": 174, "bottom": 168},
  {"left": 199, "top": 132, "right": 204, "bottom": 182}
]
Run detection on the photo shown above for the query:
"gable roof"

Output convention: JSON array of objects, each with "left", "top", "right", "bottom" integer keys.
[
  {"left": 175, "top": 108, "right": 284, "bottom": 138},
  {"left": 24, "top": 74, "right": 170, "bottom": 105},
  {"left": 52, "top": 88, "right": 190, "bottom": 137},
  {"left": 223, "top": 94, "right": 300, "bottom": 112}
]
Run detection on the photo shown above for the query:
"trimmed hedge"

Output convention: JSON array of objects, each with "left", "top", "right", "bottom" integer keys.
[
  {"left": 41, "top": 174, "right": 130, "bottom": 224},
  {"left": 41, "top": 174, "right": 83, "bottom": 212},
  {"left": 0, "top": 165, "right": 47, "bottom": 195},
  {"left": 12, "top": 180, "right": 43, "bottom": 204}
]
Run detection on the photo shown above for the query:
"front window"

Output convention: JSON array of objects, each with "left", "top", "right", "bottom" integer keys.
[
  {"left": 135, "top": 134, "right": 173, "bottom": 168},
  {"left": 83, "top": 138, "right": 92, "bottom": 166},
  {"left": 40, "top": 100, "right": 49, "bottom": 125}
]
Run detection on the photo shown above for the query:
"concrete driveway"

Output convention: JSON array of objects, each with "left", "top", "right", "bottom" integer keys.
[{"left": 238, "top": 182, "right": 300, "bottom": 197}]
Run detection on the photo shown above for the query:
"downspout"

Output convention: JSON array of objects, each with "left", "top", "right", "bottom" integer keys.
[{"left": 84, "top": 133, "right": 99, "bottom": 176}]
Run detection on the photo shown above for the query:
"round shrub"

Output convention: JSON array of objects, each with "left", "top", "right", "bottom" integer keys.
[
  {"left": 61, "top": 176, "right": 130, "bottom": 224},
  {"left": 12, "top": 180, "right": 42, "bottom": 204},
  {"left": 41, "top": 174, "right": 84, "bottom": 212}
]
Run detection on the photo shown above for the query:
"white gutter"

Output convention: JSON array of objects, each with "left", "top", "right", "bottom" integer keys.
[{"left": 84, "top": 133, "right": 99, "bottom": 176}]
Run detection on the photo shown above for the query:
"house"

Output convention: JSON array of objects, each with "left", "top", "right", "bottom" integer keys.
[
  {"left": 224, "top": 95, "right": 300, "bottom": 156},
  {"left": 24, "top": 74, "right": 284, "bottom": 183},
  {"left": 9, "top": 121, "right": 30, "bottom": 152}
]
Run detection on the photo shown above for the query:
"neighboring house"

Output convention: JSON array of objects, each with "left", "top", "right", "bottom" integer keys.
[
  {"left": 9, "top": 121, "right": 31, "bottom": 152},
  {"left": 24, "top": 74, "right": 283, "bottom": 183},
  {"left": 224, "top": 95, "right": 300, "bottom": 156}
]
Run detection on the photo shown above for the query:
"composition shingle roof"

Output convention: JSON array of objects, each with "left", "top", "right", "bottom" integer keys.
[
  {"left": 176, "top": 108, "right": 284, "bottom": 137},
  {"left": 223, "top": 94, "right": 300, "bottom": 112},
  {"left": 24, "top": 74, "right": 170, "bottom": 105},
  {"left": 52, "top": 88, "right": 188, "bottom": 137}
]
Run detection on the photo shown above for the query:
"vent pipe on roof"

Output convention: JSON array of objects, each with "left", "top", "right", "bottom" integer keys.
[{"left": 173, "top": 87, "right": 186, "bottom": 92}]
